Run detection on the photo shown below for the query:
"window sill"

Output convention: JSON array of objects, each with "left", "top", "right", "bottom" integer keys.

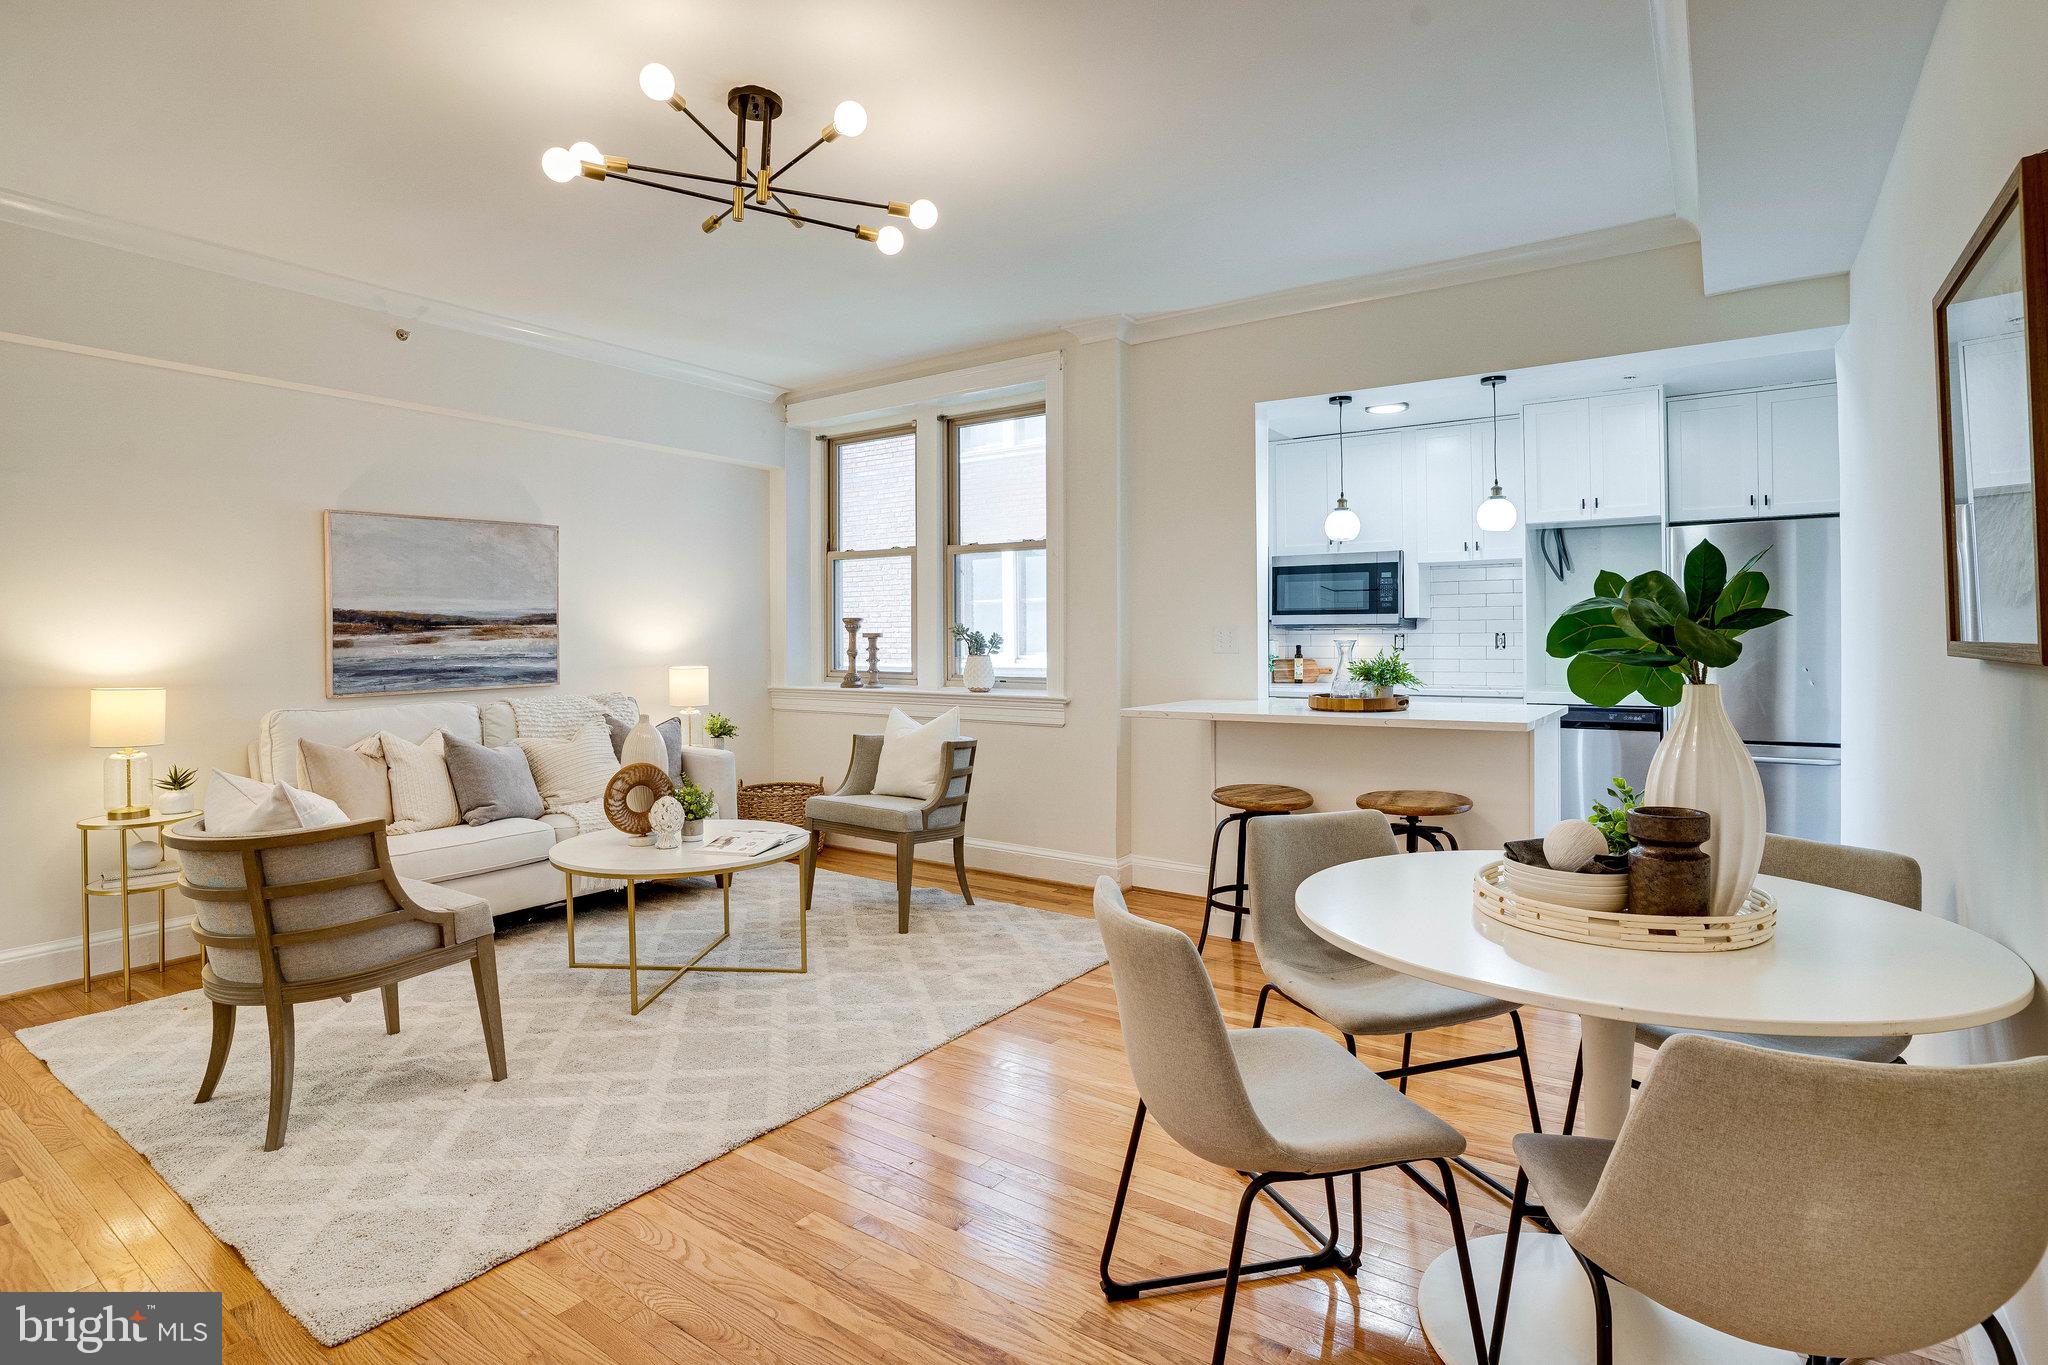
[{"left": 769, "top": 685, "right": 1069, "bottom": 728}]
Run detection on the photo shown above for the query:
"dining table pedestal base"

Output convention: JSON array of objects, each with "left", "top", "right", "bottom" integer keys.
[{"left": 1417, "top": 1230, "right": 1792, "bottom": 1364}]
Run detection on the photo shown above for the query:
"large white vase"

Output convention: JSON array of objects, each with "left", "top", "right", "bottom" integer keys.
[
  {"left": 618, "top": 714, "right": 668, "bottom": 773},
  {"left": 1644, "top": 682, "right": 1765, "bottom": 916}
]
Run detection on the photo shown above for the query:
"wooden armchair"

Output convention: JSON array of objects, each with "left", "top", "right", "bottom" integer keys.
[
  {"left": 164, "top": 817, "right": 508, "bottom": 1151},
  {"left": 803, "top": 735, "right": 978, "bottom": 933}
]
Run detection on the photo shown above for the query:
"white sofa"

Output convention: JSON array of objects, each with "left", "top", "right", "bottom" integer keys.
[{"left": 246, "top": 695, "right": 737, "bottom": 917}]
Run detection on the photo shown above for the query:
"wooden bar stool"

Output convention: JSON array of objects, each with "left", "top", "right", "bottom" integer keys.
[
  {"left": 1354, "top": 789, "right": 1471, "bottom": 853},
  {"left": 1202, "top": 783, "right": 1312, "bottom": 951}
]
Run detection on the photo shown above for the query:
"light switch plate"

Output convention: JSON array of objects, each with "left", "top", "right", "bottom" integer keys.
[{"left": 1212, "top": 626, "right": 1239, "bottom": 654}]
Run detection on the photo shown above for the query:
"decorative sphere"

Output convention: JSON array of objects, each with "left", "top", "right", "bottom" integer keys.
[
  {"left": 126, "top": 839, "right": 163, "bottom": 872},
  {"left": 1542, "top": 819, "right": 1607, "bottom": 873},
  {"left": 648, "top": 795, "right": 684, "bottom": 834}
]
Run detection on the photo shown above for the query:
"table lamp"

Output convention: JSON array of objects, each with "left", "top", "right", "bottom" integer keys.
[
  {"left": 669, "top": 666, "right": 710, "bottom": 746},
  {"left": 90, "top": 687, "right": 165, "bottom": 819}
]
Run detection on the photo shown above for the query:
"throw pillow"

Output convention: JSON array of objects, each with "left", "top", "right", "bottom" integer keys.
[
  {"left": 872, "top": 706, "right": 961, "bottom": 801},
  {"left": 443, "top": 734, "right": 545, "bottom": 825},
  {"left": 377, "top": 730, "right": 463, "bottom": 834},
  {"left": 517, "top": 720, "right": 619, "bottom": 812},
  {"left": 605, "top": 712, "right": 632, "bottom": 760},
  {"left": 656, "top": 716, "right": 684, "bottom": 784},
  {"left": 200, "top": 771, "right": 349, "bottom": 836},
  {"left": 297, "top": 736, "right": 393, "bottom": 825}
]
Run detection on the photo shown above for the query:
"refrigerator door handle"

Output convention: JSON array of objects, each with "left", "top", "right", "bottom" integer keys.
[{"left": 1750, "top": 754, "right": 1841, "bottom": 767}]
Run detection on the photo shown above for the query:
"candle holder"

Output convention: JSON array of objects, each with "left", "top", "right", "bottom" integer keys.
[
  {"left": 863, "top": 632, "right": 882, "bottom": 689},
  {"left": 840, "top": 616, "right": 864, "bottom": 688}
]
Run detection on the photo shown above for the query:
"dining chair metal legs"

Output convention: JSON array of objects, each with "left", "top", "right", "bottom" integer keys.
[
  {"left": 1100, "top": 1103, "right": 1487, "bottom": 1365},
  {"left": 1571, "top": 1248, "right": 1617, "bottom": 1365}
]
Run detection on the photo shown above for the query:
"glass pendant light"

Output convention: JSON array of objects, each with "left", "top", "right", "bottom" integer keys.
[
  {"left": 1323, "top": 394, "right": 1361, "bottom": 544},
  {"left": 1475, "top": 374, "right": 1518, "bottom": 533}
]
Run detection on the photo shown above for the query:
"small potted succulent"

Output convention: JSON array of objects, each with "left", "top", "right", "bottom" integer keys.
[
  {"left": 154, "top": 765, "right": 198, "bottom": 815},
  {"left": 703, "top": 713, "right": 738, "bottom": 750},
  {"left": 951, "top": 624, "right": 1005, "bottom": 693},
  {"left": 674, "top": 780, "right": 717, "bottom": 843},
  {"left": 1348, "top": 648, "right": 1423, "bottom": 699}
]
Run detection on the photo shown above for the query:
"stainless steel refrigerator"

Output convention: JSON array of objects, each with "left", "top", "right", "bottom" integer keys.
[{"left": 1668, "top": 517, "right": 1841, "bottom": 842}]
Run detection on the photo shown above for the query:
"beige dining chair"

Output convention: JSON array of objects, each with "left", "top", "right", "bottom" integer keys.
[
  {"left": 166, "top": 816, "right": 509, "bottom": 1151},
  {"left": 1245, "top": 809, "right": 1546, "bottom": 1206},
  {"left": 1562, "top": 833, "right": 1921, "bottom": 1132},
  {"left": 1091, "top": 877, "right": 1489, "bottom": 1365},
  {"left": 1491, "top": 1033, "right": 2048, "bottom": 1364},
  {"left": 803, "top": 733, "right": 977, "bottom": 933}
]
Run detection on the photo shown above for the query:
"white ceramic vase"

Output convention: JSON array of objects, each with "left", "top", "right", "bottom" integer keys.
[
  {"left": 681, "top": 818, "right": 705, "bottom": 844},
  {"left": 155, "top": 790, "right": 194, "bottom": 815},
  {"left": 1644, "top": 682, "right": 1765, "bottom": 916},
  {"left": 618, "top": 714, "right": 667, "bottom": 773},
  {"left": 964, "top": 654, "right": 996, "bottom": 693}
]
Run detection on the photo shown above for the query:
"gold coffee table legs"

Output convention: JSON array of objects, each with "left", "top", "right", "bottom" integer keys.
[{"left": 563, "top": 849, "right": 812, "bottom": 1016}]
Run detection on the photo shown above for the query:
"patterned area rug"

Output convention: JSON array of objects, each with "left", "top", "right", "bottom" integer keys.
[{"left": 19, "top": 869, "right": 1107, "bottom": 1344}]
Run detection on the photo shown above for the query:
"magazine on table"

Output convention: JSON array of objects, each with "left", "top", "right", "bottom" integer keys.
[{"left": 701, "top": 828, "right": 805, "bottom": 858}]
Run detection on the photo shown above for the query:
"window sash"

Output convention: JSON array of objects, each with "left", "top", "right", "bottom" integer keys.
[
  {"left": 826, "top": 425, "right": 918, "bottom": 681},
  {"left": 944, "top": 405, "right": 1048, "bottom": 683}
]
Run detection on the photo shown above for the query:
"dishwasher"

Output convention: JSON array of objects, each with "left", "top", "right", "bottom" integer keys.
[{"left": 1559, "top": 705, "right": 1664, "bottom": 821}]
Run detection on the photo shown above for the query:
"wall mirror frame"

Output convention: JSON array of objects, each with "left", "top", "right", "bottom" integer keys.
[{"left": 1935, "top": 149, "right": 2048, "bottom": 665}]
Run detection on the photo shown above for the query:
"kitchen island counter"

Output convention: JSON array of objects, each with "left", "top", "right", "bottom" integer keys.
[{"left": 1123, "top": 697, "right": 1563, "bottom": 732}]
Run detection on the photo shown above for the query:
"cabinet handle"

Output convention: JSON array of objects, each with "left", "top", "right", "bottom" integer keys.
[
  {"left": 1763, "top": 493, "right": 1771, "bottom": 507},
  {"left": 1580, "top": 498, "right": 1586, "bottom": 510},
  {"left": 1749, "top": 494, "right": 1756, "bottom": 506},
  {"left": 1593, "top": 497, "right": 1600, "bottom": 509}
]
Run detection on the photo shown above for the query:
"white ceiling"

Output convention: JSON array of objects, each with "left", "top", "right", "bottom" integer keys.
[{"left": 0, "top": 2, "right": 1937, "bottom": 391}]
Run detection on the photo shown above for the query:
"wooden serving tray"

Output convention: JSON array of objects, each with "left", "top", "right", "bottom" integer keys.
[
  {"left": 1472, "top": 859, "right": 1776, "bottom": 952},
  {"left": 1308, "top": 693, "right": 1409, "bottom": 713}
]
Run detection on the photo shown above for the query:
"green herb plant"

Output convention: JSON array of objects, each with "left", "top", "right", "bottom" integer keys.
[
  {"left": 155, "top": 765, "right": 198, "bottom": 793},
  {"left": 1348, "top": 649, "right": 1424, "bottom": 691},
  {"left": 703, "top": 713, "right": 738, "bottom": 739},
  {"left": 950, "top": 624, "right": 1004, "bottom": 657},
  {"left": 1544, "top": 539, "right": 1791, "bottom": 706},
  {"left": 1588, "top": 777, "right": 1644, "bottom": 856},
  {"left": 674, "top": 782, "right": 716, "bottom": 821}
]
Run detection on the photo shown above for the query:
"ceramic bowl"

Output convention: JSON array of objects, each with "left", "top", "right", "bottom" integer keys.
[{"left": 1502, "top": 859, "right": 1630, "bottom": 913}]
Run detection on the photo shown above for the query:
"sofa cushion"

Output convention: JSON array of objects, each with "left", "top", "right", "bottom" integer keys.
[
  {"left": 806, "top": 793, "right": 931, "bottom": 833},
  {"left": 388, "top": 818, "right": 555, "bottom": 883},
  {"left": 297, "top": 736, "right": 393, "bottom": 825},
  {"left": 517, "top": 721, "right": 618, "bottom": 812},
  {"left": 378, "top": 730, "right": 463, "bottom": 834},
  {"left": 443, "top": 734, "right": 544, "bottom": 825}
]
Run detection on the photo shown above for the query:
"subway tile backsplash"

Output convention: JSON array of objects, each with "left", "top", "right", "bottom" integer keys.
[{"left": 1269, "top": 564, "right": 1524, "bottom": 697}]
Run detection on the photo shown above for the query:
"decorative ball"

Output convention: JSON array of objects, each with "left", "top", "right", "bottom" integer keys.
[
  {"left": 648, "top": 795, "right": 684, "bottom": 850},
  {"left": 1542, "top": 819, "right": 1608, "bottom": 873},
  {"left": 126, "top": 839, "right": 163, "bottom": 872}
]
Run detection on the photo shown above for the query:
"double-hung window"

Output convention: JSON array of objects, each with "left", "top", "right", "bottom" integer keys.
[
  {"left": 825, "top": 426, "right": 917, "bottom": 680},
  {"left": 946, "top": 407, "right": 1048, "bottom": 681}
]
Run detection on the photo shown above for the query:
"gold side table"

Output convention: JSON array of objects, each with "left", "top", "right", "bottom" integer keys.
[{"left": 77, "top": 809, "right": 192, "bottom": 995}]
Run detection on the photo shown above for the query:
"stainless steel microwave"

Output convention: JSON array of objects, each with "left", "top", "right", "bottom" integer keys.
[{"left": 1270, "top": 552, "right": 1404, "bottom": 624}]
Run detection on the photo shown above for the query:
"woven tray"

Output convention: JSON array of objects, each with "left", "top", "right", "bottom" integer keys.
[
  {"left": 1308, "top": 693, "right": 1409, "bottom": 712},
  {"left": 736, "top": 779, "right": 825, "bottom": 825},
  {"left": 1473, "top": 859, "right": 1775, "bottom": 953}
]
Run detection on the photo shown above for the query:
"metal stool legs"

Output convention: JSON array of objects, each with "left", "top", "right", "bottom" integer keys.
[
  {"left": 1389, "top": 813, "right": 1458, "bottom": 852},
  {"left": 1199, "top": 809, "right": 1259, "bottom": 951}
]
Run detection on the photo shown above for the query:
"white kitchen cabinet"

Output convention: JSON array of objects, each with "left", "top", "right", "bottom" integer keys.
[
  {"left": 1522, "top": 389, "right": 1664, "bottom": 525},
  {"left": 1268, "top": 431, "right": 1406, "bottom": 556},
  {"left": 1269, "top": 439, "right": 1333, "bottom": 556},
  {"left": 1354, "top": 429, "right": 1407, "bottom": 550},
  {"left": 1666, "top": 383, "right": 1839, "bottom": 522},
  {"left": 1411, "top": 418, "right": 1524, "bottom": 563}
]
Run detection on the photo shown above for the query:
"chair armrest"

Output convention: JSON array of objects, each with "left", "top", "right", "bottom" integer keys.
[
  {"left": 916, "top": 737, "right": 976, "bottom": 828},
  {"left": 394, "top": 875, "right": 494, "bottom": 946},
  {"left": 680, "top": 746, "right": 738, "bottom": 821}
]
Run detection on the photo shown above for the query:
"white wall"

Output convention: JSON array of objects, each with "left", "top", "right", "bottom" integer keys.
[
  {"left": 0, "top": 223, "right": 786, "bottom": 992},
  {"left": 1834, "top": 1, "right": 2048, "bottom": 1354}
]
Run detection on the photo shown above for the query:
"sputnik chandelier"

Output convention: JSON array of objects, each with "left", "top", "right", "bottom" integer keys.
[{"left": 541, "top": 63, "right": 936, "bottom": 255}]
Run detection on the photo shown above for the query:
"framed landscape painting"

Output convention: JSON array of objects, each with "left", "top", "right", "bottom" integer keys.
[{"left": 324, "top": 511, "right": 559, "bottom": 697}]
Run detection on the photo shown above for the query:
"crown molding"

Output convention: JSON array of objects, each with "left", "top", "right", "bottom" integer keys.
[
  {"left": 1650, "top": 0, "right": 1701, "bottom": 227},
  {"left": 1123, "top": 215, "right": 1700, "bottom": 346},
  {"left": 0, "top": 187, "right": 785, "bottom": 402},
  {"left": 1061, "top": 314, "right": 1135, "bottom": 345}
]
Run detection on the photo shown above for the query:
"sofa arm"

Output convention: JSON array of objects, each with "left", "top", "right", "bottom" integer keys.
[{"left": 680, "top": 746, "right": 738, "bottom": 822}]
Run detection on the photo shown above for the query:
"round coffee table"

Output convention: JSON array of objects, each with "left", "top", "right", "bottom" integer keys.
[{"left": 549, "top": 820, "right": 814, "bottom": 1015}]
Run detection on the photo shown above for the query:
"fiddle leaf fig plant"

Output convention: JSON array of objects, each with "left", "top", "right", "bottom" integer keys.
[{"left": 1545, "top": 540, "right": 1791, "bottom": 707}]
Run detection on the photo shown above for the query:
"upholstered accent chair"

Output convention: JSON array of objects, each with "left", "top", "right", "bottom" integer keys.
[
  {"left": 1091, "top": 879, "right": 1489, "bottom": 1365},
  {"left": 803, "top": 733, "right": 977, "bottom": 933},
  {"left": 165, "top": 817, "right": 509, "bottom": 1151},
  {"left": 1493, "top": 1034, "right": 2048, "bottom": 1364}
]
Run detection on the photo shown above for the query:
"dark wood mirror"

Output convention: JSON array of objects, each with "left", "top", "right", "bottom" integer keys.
[{"left": 1936, "top": 150, "right": 2048, "bottom": 664}]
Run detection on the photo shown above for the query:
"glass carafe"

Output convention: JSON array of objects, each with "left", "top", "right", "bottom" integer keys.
[{"left": 1333, "top": 639, "right": 1358, "bottom": 697}]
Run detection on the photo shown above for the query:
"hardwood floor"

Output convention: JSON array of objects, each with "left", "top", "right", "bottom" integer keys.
[{"left": 0, "top": 849, "right": 1961, "bottom": 1363}]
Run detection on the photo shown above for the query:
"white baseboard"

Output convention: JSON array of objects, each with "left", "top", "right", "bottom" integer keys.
[
  {"left": 0, "top": 914, "right": 200, "bottom": 998},
  {"left": 821, "top": 831, "right": 1128, "bottom": 888},
  {"left": 1122, "top": 854, "right": 1208, "bottom": 897}
]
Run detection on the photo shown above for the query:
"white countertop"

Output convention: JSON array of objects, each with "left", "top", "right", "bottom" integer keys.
[{"left": 1121, "top": 697, "right": 1565, "bottom": 732}]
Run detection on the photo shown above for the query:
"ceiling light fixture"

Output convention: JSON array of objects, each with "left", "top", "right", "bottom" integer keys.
[
  {"left": 1323, "top": 395, "right": 1362, "bottom": 544},
  {"left": 1365, "top": 401, "right": 1409, "bottom": 415},
  {"left": 542, "top": 64, "right": 935, "bottom": 255},
  {"left": 1475, "top": 374, "right": 1519, "bottom": 534}
]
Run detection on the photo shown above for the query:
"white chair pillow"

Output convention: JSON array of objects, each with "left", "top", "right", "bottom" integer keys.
[
  {"left": 200, "top": 770, "right": 350, "bottom": 836},
  {"left": 517, "top": 720, "right": 620, "bottom": 812},
  {"left": 872, "top": 707, "right": 960, "bottom": 801},
  {"left": 378, "top": 729, "right": 463, "bottom": 834}
]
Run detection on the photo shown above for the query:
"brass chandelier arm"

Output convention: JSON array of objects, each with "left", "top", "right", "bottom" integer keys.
[
  {"left": 606, "top": 173, "right": 862, "bottom": 235},
  {"left": 627, "top": 162, "right": 901, "bottom": 217},
  {"left": 666, "top": 105, "right": 807, "bottom": 223},
  {"left": 770, "top": 135, "right": 828, "bottom": 183}
]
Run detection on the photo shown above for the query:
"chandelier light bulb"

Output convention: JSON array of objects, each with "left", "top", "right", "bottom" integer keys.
[
  {"left": 875, "top": 224, "right": 905, "bottom": 255},
  {"left": 1475, "top": 489, "right": 1519, "bottom": 533},
  {"left": 1324, "top": 502, "right": 1361, "bottom": 544},
  {"left": 568, "top": 141, "right": 603, "bottom": 167},
  {"left": 908, "top": 199, "right": 938, "bottom": 230},
  {"left": 638, "top": 63, "right": 676, "bottom": 103},
  {"left": 541, "top": 146, "right": 579, "bottom": 183},
  {"left": 832, "top": 100, "right": 868, "bottom": 138}
]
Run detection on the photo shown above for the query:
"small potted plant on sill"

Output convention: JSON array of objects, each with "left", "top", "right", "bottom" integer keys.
[
  {"left": 951, "top": 624, "right": 1005, "bottom": 693},
  {"left": 1349, "top": 648, "right": 1423, "bottom": 699},
  {"left": 703, "top": 713, "right": 738, "bottom": 750},
  {"left": 674, "top": 781, "right": 717, "bottom": 844},
  {"left": 154, "top": 765, "right": 198, "bottom": 815}
]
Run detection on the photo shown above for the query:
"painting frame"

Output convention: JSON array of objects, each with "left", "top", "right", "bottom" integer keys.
[{"left": 323, "top": 510, "right": 561, "bottom": 699}]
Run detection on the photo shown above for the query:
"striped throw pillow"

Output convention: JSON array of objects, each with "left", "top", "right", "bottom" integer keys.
[{"left": 517, "top": 721, "right": 619, "bottom": 813}]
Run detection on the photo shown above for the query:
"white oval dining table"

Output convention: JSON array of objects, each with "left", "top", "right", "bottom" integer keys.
[{"left": 1295, "top": 849, "right": 2036, "bottom": 1365}]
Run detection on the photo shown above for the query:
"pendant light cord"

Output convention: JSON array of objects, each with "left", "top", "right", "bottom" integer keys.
[
  {"left": 1336, "top": 401, "right": 1347, "bottom": 501},
  {"left": 1490, "top": 380, "right": 1501, "bottom": 485}
]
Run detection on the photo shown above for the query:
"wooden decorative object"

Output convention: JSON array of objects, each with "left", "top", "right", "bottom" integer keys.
[
  {"left": 1271, "top": 659, "right": 1333, "bottom": 684},
  {"left": 840, "top": 616, "right": 863, "bottom": 687},
  {"left": 1308, "top": 692, "right": 1409, "bottom": 712},
  {"left": 1473, "top": 859, "right": 1776, "bottom": 953},
  {"left": 603, "top": 763, "right": 675, "bottom": 837},
  {"left": 863, "top": 631, "right": 881, "bottom": 689}
]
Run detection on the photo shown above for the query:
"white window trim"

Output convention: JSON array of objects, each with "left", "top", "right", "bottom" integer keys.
[{"left": 793, "top": 352, "right": 1066, "bottom": 705}]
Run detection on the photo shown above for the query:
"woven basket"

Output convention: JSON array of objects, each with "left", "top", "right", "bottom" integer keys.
[
  {"left": 737, "top": 778, "right": 826, "bottom": 826},
  {"left": 1473, "top": 859, "right": 1776, "bottom": 953}
]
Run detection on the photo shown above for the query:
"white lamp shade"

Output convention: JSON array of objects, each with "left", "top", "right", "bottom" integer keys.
[
  {"left": 1323, "top": 505, "right": 1362, "bottom": 543},
  {"left": 89, "top": 688, "right": 165, "bottom": 748},
  {"left": 1475, "top": 492, "right": 1519, "bottom": 533},
  {"left": 668, "top": 666, "right": 710, "bottom": 708}
]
